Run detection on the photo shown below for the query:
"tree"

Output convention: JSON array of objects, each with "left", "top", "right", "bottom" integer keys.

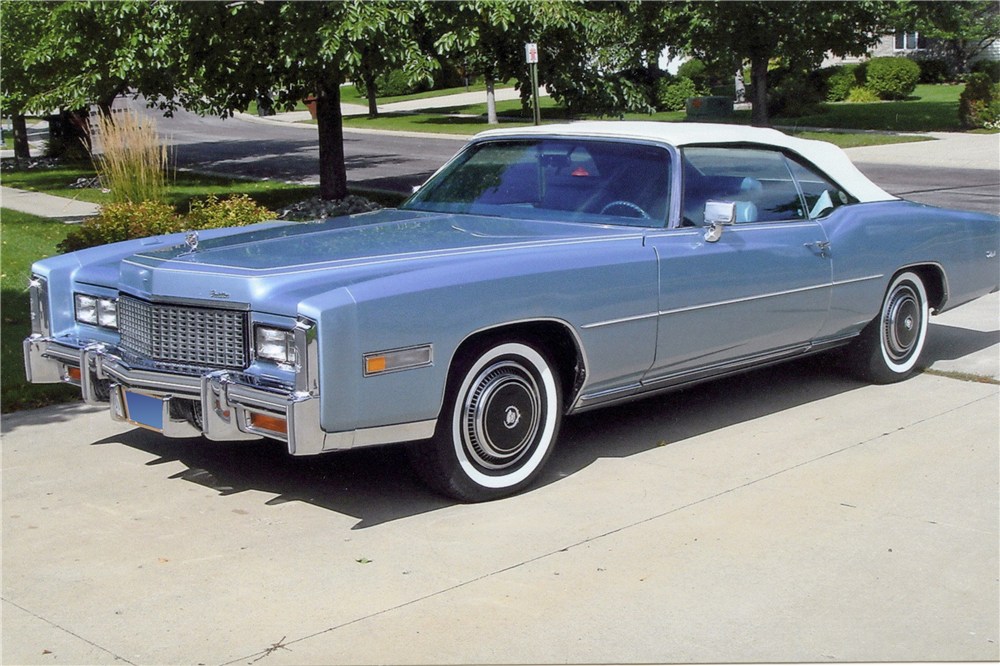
[
  {"left": 175, "top": 1, "right": 432, "bottom": 200},
  {"left": 670, "top": 1, "right": 891, "bottom": 126},
  {"left": 894, "top": 1, "right": 1000, "bottom": 75},
  {"left": 431, "top": 1, "right": 585, "bottom": 124},
  {"left": 353, "top": 6, "right": 434, "bottom": 119},
  {"left": 0, "top": 1, "right": 56, "bottom": 163},
  {"left": 537, "top": 2, "right": 664, "bottom": 117},
  {"left": 23, "top": 1, "right": 180, "bottom": 116}
]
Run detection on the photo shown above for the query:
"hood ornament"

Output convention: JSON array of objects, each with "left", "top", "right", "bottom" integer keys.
[{"left": 184, "top": 230, "right": 199, "bottom": 252}]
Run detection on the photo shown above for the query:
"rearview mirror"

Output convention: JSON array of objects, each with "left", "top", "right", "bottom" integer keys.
[{"left": 703, "top": 201, "right": 736, "bottom": 243}]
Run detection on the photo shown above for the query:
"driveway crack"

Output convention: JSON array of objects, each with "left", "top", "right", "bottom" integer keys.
[
  {"left": 2, "top": 598, "right": 138, "bottom": 665},
  {"left": 225, "top": 391, "right": 997, "bottom": 666}
]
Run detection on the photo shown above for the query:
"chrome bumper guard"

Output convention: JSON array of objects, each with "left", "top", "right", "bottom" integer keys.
[
  {"left": 24, "top": 334, "right": 325, "bottom": 456},
  {"left": 25, "top": 333, "right": 437, "bottom": 455}
]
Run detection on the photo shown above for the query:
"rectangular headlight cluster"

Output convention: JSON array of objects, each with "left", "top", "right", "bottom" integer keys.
[
  {"left": 255, "top": 326, "right": 297, "bottom": 365},
  {"left": 74, "top": 293, "right": 118, "bottom": 329}
]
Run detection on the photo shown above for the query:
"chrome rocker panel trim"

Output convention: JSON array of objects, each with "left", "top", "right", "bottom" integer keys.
[{"left": 23, "top": 335, "right": 436, "bottom": 456}]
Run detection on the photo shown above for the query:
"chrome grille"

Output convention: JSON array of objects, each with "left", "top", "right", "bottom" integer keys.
[{"left": 118, "top": 295, "right": 248, "bottom": 369}]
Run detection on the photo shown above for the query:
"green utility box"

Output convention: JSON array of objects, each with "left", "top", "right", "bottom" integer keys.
[{"left": 685, "top": 96, "right": 734, "bottom": 119}]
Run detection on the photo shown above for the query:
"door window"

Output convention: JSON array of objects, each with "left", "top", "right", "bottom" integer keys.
[
  {"left": 682, "top": 147, "right": 806, "bottom": 225},
  {"left": 785, "top": 158, "right": 855, "bottom": 219}
]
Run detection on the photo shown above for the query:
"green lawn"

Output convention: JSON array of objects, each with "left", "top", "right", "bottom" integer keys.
[
  {"left": 772, "top": 84, "right": 967, "bottom": 133},
  {"left": 335, "top": 99, "right": 931, "bottom": 148},
  {"left": 1, "top": 209, "right": 81, "bottom": 412}
]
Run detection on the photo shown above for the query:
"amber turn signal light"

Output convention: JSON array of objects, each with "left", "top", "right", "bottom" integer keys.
[{"left": 249, "top": 412, "right": 287, "bottom": 434}]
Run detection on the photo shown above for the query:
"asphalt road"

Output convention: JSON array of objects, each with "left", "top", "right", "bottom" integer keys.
[
  {"left": 151, "top": 106, "right": 464, "bottom": 193},
  {"left": 145, "top": 105, "right": 1000, "bottom": 213}
]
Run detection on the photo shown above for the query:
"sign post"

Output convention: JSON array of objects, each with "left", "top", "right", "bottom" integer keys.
[{"left": 525, "top": 43, "right": 541, "bottom": 126}]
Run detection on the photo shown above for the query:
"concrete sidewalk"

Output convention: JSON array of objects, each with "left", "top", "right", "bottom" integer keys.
[
  {"left": 0, "top": 185, "right": 101, "bottom": 222},
  {"left": 845, "top": 131, "right": 999, "bottom": 170},
  {"left": 237, "top": 86, "right": 548, "bottom": 136}
]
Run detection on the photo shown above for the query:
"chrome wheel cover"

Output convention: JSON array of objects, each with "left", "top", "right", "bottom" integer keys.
[
  {"left": 461, "top": 360, "right": 542, "bottom": 471},
  {"left": 882, "top": 283, "right": 921, "bottom": 362}
]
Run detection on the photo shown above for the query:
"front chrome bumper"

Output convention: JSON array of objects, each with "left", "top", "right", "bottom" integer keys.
[
  {"left": 24, "top": 334, "right": 437, "bottom": 455},
  {"left": 24, "top": 335, "right": 325, "bottom": 455}
]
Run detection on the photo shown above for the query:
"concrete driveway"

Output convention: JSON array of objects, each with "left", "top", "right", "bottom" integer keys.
[{"left": 3, "top": 293, "right": 997, "bottom": 665}]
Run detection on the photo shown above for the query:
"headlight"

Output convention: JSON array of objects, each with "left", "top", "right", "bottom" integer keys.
[
  {"left": 255, "top": 326, "right": 297, "bottom": 365},
  {"left": 75, "top": 293, "right": 118, "bottom": 329}
]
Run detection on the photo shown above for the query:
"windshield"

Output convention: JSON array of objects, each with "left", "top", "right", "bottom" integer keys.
[{"left": 402, "top": 139, "right": 672, "bottom": 227}]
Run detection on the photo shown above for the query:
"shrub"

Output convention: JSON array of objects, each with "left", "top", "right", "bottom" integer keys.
[
  {"left": 847, "top": 86, "right": 881, "bottom": 103},
  {"left": 825, "top": 64, "right": 863, "bottom": 101},
  {"left": 185, "top": 194, "right": 274, "bottom": 230},
  {"left": 912, "top": 57, "right": 951, "bottom": 84},
  {"left": 970, "top": 58, "right": 1000, "bottom": 84},
  {"left": 677, "top": 59, "right": 707, "bottom": 87},
  {"left": 58, "top": 201, "right": 182, "bottom": 253},
  {"left": 767, "top": 67, "right": 827, "bottom": 117},
  {"left": 959, "top": 73, "right": 1000, "bottom": 127},
  {"left": 89, "top": 109, "right": 169, "bottom": 204},
  {"left": 865, "top": 57, "right": 920, "bottom": 100},
  {"left": 656, "top": 76, "right": 700, "bottom": 111},
  {"left": 58, "top": 195, "right": 276, "bottom": 252}
]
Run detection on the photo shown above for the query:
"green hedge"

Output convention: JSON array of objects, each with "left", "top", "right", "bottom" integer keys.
[
  {"left": 865, "top": 57, "right": 920, "bottom": 100},
  {"left": 959, "top": 73, "right": 1000, "bottom": 128},
  {"left": 656, "top": 76, "right": 701, "bottom": 112},
  {"left": 58, "top": 195, "right": 274, "bottom": 253}
]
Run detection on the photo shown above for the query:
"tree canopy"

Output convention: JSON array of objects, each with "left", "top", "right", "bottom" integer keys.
[
  {"left": 170, "top": 1, "right": 433, "bottom": 199},
  {"left": 667, "top": 1, "right": 891, "bottom": 125},
  {"left": 893, "top": 0, "right": 1000, "bottom": 74}
]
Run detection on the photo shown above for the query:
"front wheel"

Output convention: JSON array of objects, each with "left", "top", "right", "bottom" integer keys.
[
  {"left": 408, "top": 341, "right": 562, "bottom": 502},
  {"left": 847, "top": 270, "right": 929, "bottom": 383}
]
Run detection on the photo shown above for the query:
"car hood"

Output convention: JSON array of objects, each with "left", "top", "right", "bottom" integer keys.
[{"left": 86, "top": 209, "right": 641, "bottom": 316}]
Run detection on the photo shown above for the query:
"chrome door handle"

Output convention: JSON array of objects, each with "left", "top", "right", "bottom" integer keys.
[{"left": 804, "top": 240, "right": 830, "bottom": 251}]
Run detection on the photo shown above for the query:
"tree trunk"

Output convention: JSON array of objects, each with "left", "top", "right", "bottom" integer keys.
[
  {"left": 486, "top": 76, "right": 498, "bottom": 125},
  {"left": 364, "top": 70, "right": 379, "bottom": 119},
  {"left": 750, "top": 55, "right": 769, "bottom": 127},
  {"left": 316, "top": 80, "right": 348, "bottom": 201},
  {"left": 12, "top": 113, "right": 30, "bottom": 166}
]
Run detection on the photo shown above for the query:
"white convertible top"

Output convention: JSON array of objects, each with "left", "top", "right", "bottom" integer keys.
[{"left": 475, "top": 121, "right": 896, "bottom": 203}]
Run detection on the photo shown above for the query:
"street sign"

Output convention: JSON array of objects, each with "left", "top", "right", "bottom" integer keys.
[{"left": 525, "top": 43, "right": 538, "bottom": 64}]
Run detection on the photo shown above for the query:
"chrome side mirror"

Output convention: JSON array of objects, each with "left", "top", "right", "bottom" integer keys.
[{"left": 703, "top": 201, "right": 736, "bottom": 243}]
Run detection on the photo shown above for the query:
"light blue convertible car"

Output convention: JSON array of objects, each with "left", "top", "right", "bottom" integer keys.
[{"left": 24, "top": 122, "right": 1000, "bottom": 501}]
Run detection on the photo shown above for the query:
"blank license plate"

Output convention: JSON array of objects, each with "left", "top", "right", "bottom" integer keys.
[{"left": 123, "top": 390, "right": 164, "bottom": 431}]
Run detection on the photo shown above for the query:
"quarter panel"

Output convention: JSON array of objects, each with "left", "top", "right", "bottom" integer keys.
[{"left": 817, "top": 202, "right": 1000, "bottom": 339}]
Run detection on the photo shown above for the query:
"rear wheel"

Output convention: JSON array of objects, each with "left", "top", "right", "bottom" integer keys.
[
  {"left": 847, "top": 270, "right": 929, "bottom": 383},
  {"left": 408, "top": 341, "right": 562, "bottom": 502}
]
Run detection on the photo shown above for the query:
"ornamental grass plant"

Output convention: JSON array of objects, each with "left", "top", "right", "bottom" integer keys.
[{"left": 89, "top": 109, "right": 170, "bottom": 204}]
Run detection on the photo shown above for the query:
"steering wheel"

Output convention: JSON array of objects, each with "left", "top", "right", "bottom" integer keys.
[{"left": 600, "top": 200, "right": 649, "bottom": 219}]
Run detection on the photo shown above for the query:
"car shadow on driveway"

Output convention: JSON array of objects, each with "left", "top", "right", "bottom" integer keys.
[
  {"left": 922, "top": 323, "right": 1000, "bottom": 363},
  {"left": 92, "top": 355, "right": 869, "bottom": 528},
  {"left": 84, "top": 320, "right": 997, "bottom": 529}
]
